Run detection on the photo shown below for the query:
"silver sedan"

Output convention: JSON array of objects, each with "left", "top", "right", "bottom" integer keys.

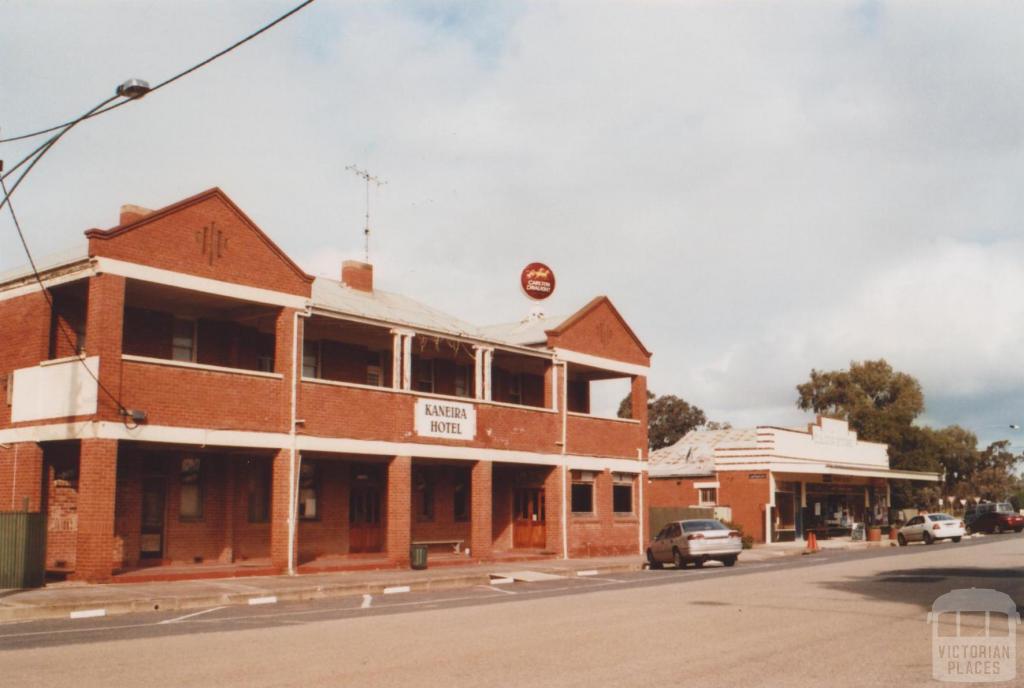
[
  {"left": 897, "top": 513, "right": 965, "bottom": 546},
  {"left": 647, "top": 519, "right": 743, "bottom": 569}
]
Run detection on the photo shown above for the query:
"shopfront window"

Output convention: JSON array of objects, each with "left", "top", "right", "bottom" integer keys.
[{"left": 571, "top": 471, "right": 595, "bottom": 514}]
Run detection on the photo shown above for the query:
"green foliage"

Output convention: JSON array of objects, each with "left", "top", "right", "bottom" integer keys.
[
  {"left": 795, "top": 359, "right": 1023, "bottom": 508},
  {"left": 722, "top": 520, "right": 754, "bottom": 549},
  {"left": 618, "top": 390, "right": 710, "bottom": 450}
]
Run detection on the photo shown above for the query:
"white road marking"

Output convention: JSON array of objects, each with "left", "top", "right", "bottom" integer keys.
[
  {"left": 69, "top": 609, "right": 106, "bottom": 620},
  {"left": 248, "top": 596, "right": 278, "bottom": 606},
  {"left": 360, "top": 594, "right": 372, "bottom": 609},
  {"left": 383, "top": 586, "right": 411, "bottom": 594},
  {"left": 489, "top": 577, "right": 515, "bottom": 585},
  {"left": 576, "top": 570, "right": 599, "bottom": 576},
  {"left": 503, "top": 570, "right": 564, "bottom": 582},
  {"left": 159, "top": 607, "right": 226, "bottom": 624}
]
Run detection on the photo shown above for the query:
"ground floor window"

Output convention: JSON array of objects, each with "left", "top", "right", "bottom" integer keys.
[
  {"left": 414, "top": 468, "right": 435, "bottom": 521},
  {"left": 612, "top": 473, "right": 634, "bottom": 514},
  {"left": 247, "top": 459, "right": 270, "bottom": 523},
  {"left": 571, "top": 470, "right": 595, "bottom": 514},
  {"left": 298, "top": 461, "right": 319, "bottom": 520},
  {"left": 179, "top": 456, "right": 203, "bottom": 520},
  {"left": 698, "top": 487, "right": 717, "bottom": 506},
  {"left": 453, "top": 469, "right": 470, "bottom": 522}
]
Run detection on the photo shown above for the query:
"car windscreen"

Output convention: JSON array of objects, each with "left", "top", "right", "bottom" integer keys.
[
  {"left": 682, "top": 520, "right": 727, "bottom": 532},
  {"left": 928, "top": 514, "right": 955, "bottom": 521}
]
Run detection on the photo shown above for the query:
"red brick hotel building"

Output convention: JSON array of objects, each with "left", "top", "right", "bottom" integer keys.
[{"left": 0, "top": 189, "right": 652, "bottom": 582}]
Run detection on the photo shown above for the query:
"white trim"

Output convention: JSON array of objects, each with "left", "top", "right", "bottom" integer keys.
[
  {"left": 95, "top": 257, "right": 308, "bottom": 309},
  {"left": 713, "top": 461, "right": 941, "bottom": 482},
  {"left": 693, "top": 481, "right": 720, "bottom": 489},
  {"left": 38, "top": 354, "right": 90, "bottom": 368},
  {"left": 553, "top": 348, "right": 649, "bottom": 377},
  {"left": 0, "top": 262, "right": 94, "bottom": 302},
  {"left": 122, "top": 354, "right": 284, "bottom": 380},
  {"left": 300, "top": 376, "right": 558, "bottom": 414},
  {"left": 0, "top": 421, "right": 644, "bottom": 473},
  {"left": 567, "top": 411, "right": 641, "bottom": 425}
]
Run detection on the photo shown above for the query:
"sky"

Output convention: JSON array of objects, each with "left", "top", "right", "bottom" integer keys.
[{"left": 1, "top": 1, "right": 1023, "bottom": 449}]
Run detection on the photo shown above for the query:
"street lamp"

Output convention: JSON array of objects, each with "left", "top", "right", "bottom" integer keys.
[{"left": 116, "top": 79, "right": 151, "bottom": 99}]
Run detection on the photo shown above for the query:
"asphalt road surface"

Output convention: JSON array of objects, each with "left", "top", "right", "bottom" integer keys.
[{"left": 2, "top": 535, "right": 1022, "bottom": 687}]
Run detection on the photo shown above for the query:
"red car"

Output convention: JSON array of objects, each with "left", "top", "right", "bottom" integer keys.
[{"left": 966, "top": 502, "right": 1024, "bottom": 534}]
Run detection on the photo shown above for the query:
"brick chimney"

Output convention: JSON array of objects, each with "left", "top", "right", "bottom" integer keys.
[
  {"left": 119, "top": 204, "right": 153, "bottom": 225},
  {"left": 342, "top": 260, "right": 374, "bottom": 292}
]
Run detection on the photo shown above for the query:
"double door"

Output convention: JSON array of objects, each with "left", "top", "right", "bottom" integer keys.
[{"left": 513, "top": 487, "right": 546, "bottom": 549}]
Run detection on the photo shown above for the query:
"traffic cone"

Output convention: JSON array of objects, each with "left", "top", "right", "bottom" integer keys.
[{"left": 804, "top": 531, "right": 819, "bottom": 554}]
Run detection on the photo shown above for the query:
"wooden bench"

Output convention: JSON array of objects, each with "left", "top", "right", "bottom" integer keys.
[{"left": 413, "top": 539, "right": 465, "bottom": 555}]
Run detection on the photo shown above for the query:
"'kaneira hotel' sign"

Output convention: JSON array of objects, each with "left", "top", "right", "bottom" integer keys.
[{"left": 414, "top": 398, "right": 476, "bottom": 441}]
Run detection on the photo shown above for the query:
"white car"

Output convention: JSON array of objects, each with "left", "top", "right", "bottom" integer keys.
[{"left": 897, "top": 513, "right": 965, "bottom": 546}]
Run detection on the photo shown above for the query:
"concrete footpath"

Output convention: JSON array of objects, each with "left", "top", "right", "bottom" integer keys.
[{"left": 0, "top": 539, "right": 892, "bottom": 623}]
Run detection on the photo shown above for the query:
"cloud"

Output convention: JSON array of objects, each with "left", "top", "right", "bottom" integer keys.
[{"left": 2, "top": 1, "right": 1022, "bottom": 448}]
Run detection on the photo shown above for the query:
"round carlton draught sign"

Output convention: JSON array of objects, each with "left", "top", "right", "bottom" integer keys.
[{"left": 520, "top": 262, "right": 556, "bottom": 300}]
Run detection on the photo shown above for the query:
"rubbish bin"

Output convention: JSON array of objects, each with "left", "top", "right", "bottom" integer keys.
[
  {"left": 0, "top": 512, "right": 47, "bottom": 589},
  {"left": 410, "top": 544, "right": 428, "bottom": 570}
]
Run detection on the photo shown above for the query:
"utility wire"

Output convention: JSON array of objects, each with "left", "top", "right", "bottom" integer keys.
[
  {"left": 0, "top": 0, "right": 317, "bottom": 144},
  {"left": 0, "top": 174, "right": 127, "bottom": 417}
]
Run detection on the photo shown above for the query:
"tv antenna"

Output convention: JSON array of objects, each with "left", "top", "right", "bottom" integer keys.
[{"left": 346, "top": 164, "right": 386, "bottom": 262}]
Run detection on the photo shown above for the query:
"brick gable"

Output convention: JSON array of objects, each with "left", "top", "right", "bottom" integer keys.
[
  {"left": 546, "top": 296, "right": 651, "bottom": 367},
  {"left": 85, "top": 188, "right": 313, "bottom": 297}
]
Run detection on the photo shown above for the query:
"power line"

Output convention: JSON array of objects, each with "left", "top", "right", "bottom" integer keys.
[
  {"left": 0, "top": 0, "right": 317, "bottom": 144},
  {"left": 0, "top": 173, "right": 128, "bottom": 418}
]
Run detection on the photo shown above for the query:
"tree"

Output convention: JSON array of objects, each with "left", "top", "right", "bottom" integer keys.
[
  {"left": 795, "top": 359, "right": 924, "bottom": 446},
  {"left": 618, "top": 391, "right": 708, "bottom": 451}
]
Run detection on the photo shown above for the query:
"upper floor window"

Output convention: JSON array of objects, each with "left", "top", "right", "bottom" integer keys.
[
  {"left": 302, "top": 341, "right": 320, "bottom": 379},
  {"left": 454, "top": 365, "right": 472, "bottom": 398},
  {"left": 507, "top": 373, "right": 522, "bottom": 405},
  {"left": 367, "top": 351, "right": 383, "bottom": 387},
  {"left": 414, "top": 359, "right": 434, "bottom": 394},
  {"left": 172, "top": 318, "right": 196, "bottom": 362}
]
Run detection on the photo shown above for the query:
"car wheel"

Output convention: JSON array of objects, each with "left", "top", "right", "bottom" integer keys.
[
  {"left": 994, "top": 524, "right": 1004, "bottom": 534},
  {"left": 722, "top": 556, "right": 737, "bottom": 567},
  {"left": 693, "top": 558, "right": 705, "bottom": 568},
  {"left": 952, "top": 536, "right": 962, "bottom": 543},
  {"left": 1015, "top": 528, "right": 1023, "bottom": 534},
  {"left": 897, "top": 533, "right": 907, "bottom": 547},
  {"left": 923, "top": 532, "right": 934, "bottom": 545},
  {"left": 646, "top": 549, "right": 662, "bottom": 570},
  {"left": 673, "top": 548, "right": 686, "bottom": 569}
]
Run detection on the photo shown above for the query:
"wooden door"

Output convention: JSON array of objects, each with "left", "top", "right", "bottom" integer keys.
[
  {"left": 140, "top": 476, "right": 166, "bottom": 560},
  {"left": 513, "top": 488, "right": 546, "bottom": 549},
  {"left": 350, "top": 481, "right": 383, "bottom": 553}
]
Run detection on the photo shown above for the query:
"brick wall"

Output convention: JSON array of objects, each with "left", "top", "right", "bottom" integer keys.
[
  {"left": 719, "top": 472, "right": 770, "bottom": 543},
  {"left": 44, "top": 442, "right": 80, "bottom": 571},
  {"left": 74, "top": 439, "right": 118, "bottom": 582},
  {"left": 567, "top": 469, "right": 640, "bottom": 557},
  {"left": 0, "top": 442, "right": 43, "bottom": 511},
  {"left": 546, "top": 298, "right": 651, "bottom": 367},
  {"left": 385, "top": 456, "right": 411, "bottom": 564},
  {"left": 566, "top": 414, "right": 645, "bottom": 460},
  {"left": 0, "top": 291, "right": 52, "bottom": 427}
]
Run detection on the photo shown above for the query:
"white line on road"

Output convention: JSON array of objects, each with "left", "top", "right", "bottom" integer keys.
[
  {"left": 69, "top": 609, "right": 106, "bottom": 620},
  {"left": 489, "top": 577, "right": 515, "bottom": 585},
  {"left": 248, "top": 596, "right": 278, "bottom": 606},
  {"left": 159, "top": 607, "right": 226, "bottom": 624},
  {"left": 383, "top": 586, "right": 411, "bottom": 595},
  {"left": 361, "top": 595, "right": 372, "bottom": 609},
  {"left": 576, "top": 570, "right": 599, "bottom": 576}
]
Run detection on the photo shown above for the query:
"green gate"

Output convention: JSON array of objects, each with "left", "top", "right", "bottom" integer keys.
[{"left": 0, "top": 512, "right": 47, "bottom": 589}]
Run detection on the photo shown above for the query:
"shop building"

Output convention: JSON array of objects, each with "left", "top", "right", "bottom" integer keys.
[
  {"left": 0, "top": 188, "right": 652, "bottom": 582},
  {"left": 648, "top": 416, "right": 940, "bottom": 543}
]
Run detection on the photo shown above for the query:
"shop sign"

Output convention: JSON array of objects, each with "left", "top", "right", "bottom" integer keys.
[
  {"left": 414, "top": 398, "right": 476, "bottom": 441},
  {"left": 520, "top": 262, "right": 556, "bottom": 300},
  {"left": 748, "top": 472, "right": 767, "bottom": 480}
]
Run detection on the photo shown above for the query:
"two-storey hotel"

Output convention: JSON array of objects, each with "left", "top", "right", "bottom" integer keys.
[{"left": 0, "top": 188, "right": 652, "bottom": 582}]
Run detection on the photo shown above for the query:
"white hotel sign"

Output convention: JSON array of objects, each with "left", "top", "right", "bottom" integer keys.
[{"left": 414, "top": 398, "right": 476, "bottom": 441}]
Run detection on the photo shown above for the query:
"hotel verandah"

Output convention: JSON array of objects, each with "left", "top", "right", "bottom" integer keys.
[{"left": 0, "top": 188, "right": 652, "bottom": 582}]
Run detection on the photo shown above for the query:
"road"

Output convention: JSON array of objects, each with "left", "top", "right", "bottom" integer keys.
[{"left": 1, "top": 536, "right": 1021, "bottom": 687}]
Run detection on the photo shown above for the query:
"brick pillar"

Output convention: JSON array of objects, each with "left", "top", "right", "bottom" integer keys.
[
  {"left": 0, "top": 443, "right": 44, "bottom": 511},
  {"left": 631, "top": 375, "right": 648, "bottom": 458},
  {"left": 221, "top": 457, "right": 235, "bottom": 564},
  {"left": 469, "top": 460, "right": 492, "bottom": 559},
  {"left": 74, "top": 439, "right": 118, "bottom": 582},
  {"left": 85, "top": 274, "right": 126, "bottom": 421},
  {"left": 270, "top": 448, "right": 294, "bottom": 572},
  {"left": 274, "top": 309, "right": 299, "bottom": 433},
  {"left": 543, "top": 465, "right": 565, "bottom": 556},
  {"left": 386, "top": 456, "right": 411, "bottom": 564}
]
